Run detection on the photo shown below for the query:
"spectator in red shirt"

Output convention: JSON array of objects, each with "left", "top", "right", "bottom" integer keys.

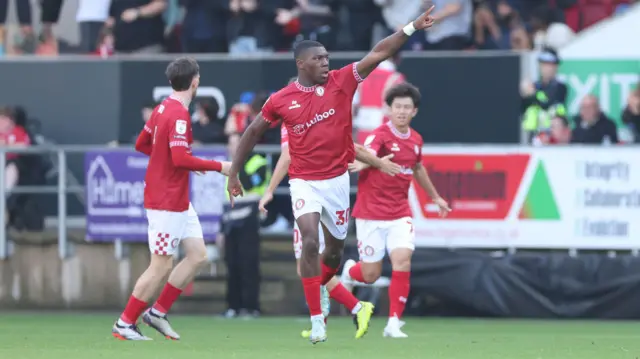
[
  {"left": 94, "top": 27, "right": 115, "bottom": 58},
  {"left": 0, "top": 107, "right": 30, "bottom": 224},
  {"left": 533, "top": 115, "right": 571, "bottom": 145}
]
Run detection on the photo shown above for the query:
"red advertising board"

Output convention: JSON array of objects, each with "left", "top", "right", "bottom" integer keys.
[{"left": 413, "top": 154, "right": 530, "bottom": 220}]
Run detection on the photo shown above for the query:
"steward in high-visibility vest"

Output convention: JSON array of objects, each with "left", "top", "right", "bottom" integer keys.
[
  {"left": 521, "top": 48, "right": 568, "bottom": 135},
  {"left": 224, "top": 153, "right": 270, "bottom": 202}
]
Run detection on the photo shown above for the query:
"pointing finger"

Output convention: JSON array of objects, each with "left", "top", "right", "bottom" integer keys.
[{"left": 425, "top": 5, "right": 435, "bottom": 15}]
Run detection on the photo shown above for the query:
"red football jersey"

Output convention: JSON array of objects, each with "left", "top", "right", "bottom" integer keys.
[
  {"left": 261, "top": 62, "right": 364, "bottom": 180},
  {"left": 143, "top": 97, "right": 193, "bottom": 212},
  {"left": 352, "top": 123, "right": 423, "bottom": 221}
]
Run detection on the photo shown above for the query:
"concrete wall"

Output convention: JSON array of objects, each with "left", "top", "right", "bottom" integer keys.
[{"left": 0, "top": 242, "right": 149, "bottom": 309}]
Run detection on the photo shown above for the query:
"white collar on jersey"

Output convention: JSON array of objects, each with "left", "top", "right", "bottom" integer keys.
[
  {"left": 294, "top": 80, "right": 317, "bottom": 93},
  {"left": 387, "top": 121, "right": 411, "bottom": 139}
]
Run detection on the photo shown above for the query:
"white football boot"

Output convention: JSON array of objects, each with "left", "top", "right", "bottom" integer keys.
[
  {"left": 309, "top": 315, "right": 327, "bottom": 344},
  {"left": 383, "top": 316, "right": 408, "bottom": 338},
  {"left": 112, "top": 321, "right": 152, "bottom": 341},
  {"left": 142, "top": 308, "right": 181, "bottom": 340}
]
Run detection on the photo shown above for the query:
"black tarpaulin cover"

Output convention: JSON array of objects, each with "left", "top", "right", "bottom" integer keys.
[{"left": 345, "top": 248, "right": 640, "bottom": 318}]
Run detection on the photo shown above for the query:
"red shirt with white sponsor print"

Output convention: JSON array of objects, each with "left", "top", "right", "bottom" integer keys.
[
  {"left": 261, "top": 62, "right": 364, "bottom": 180},
  {"left": 137, "top": 97, "right": 221, "bottom": 212},
  {"left": 352, "top": 123, "right": 423, "bottom": 221}
]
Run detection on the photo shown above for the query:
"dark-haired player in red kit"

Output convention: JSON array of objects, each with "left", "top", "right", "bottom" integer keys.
[
  {"left": 342, "top": 83, "right": 451, "bottom": 338},
  {"left": 227, "top": 8, "right": 437, "bottom": 344},
  {"left": 112, "top": 57, "right": 230, "bottom": 341}
]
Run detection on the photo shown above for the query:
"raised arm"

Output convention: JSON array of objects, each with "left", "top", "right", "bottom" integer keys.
[{"left": 356, "top": 6, "right": 434, "bottom": 78}]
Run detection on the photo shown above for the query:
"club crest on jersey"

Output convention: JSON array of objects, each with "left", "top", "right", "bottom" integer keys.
[
  {"left": 414, "top": 145, "right": 419, "bottom": 155},
  {"left": 315, "top": 86, "right": 325, "bottom": 96},
  {"left": 293, "top": 124, "right": 306, "bottom": 135},
  {"left": 391, "top": 143, "right": 400, "bottom": 151},
  {"left": 176, "top": 120, "right": 187, "bottom": 135}
]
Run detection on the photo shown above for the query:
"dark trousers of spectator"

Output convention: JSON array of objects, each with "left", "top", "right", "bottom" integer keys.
[
  {"left": 224, "top": 203, "right": 261, "bottom": 312},
  {"left": 427, "top": 35, "right": 469, "bottom": 51},
  {"left": 0, "top": 0, "right": 31, "bottom": 25},
  {"left": 182, "top": 36, "right": 227, "bottom": 53},
  {"left": 79, "top": 21, "right": 104, "bottom": 53},
  {"left": 40, "top": 0, "right": 63, "bottom": 24}
]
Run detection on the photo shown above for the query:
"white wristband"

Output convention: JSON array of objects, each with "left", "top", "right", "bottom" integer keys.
[{"left": 403, "top": 22, "right": 416, "bottom": 36}]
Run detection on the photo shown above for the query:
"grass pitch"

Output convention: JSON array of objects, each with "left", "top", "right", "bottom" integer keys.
[{"left": 1, "top": 313, "right": 639, "bottom": 359}]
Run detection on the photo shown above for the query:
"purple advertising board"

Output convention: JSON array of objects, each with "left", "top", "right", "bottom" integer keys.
[{"left": 85, "top": 149, "right": 226, "bottom": 242}]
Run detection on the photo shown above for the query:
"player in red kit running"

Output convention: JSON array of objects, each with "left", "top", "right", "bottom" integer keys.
[
  {"left": 112, "top": 57, "right": 230, "bottom": 341},
  {"left": 227, "top": 8, "right": 435, "bottom": 344},
  {"left": 341, "top": 83, "right": 451, "bottom": 338},
  {"left": 258, "top": 79, "right": 400, "bottom": 338}
]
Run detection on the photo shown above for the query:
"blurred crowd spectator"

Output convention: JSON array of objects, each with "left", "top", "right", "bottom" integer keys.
[
  {"left": 0, "top": 0, "right": 634, "bottom": 56},
  {"left": 622, "top": 86, "right": 640, "bottom": 143},
  {"left": 523, "top": 47, "right": 638, "bottom": 146},
  {"left": 0, "top": 106, "right": 48, "bottom": 231}
]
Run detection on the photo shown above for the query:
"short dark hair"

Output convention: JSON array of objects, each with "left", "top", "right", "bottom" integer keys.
[
  {"left": 385, "top": 83, "right": 421, "bottom": 108},
  {"left": 165, "top": 57, "right": 199, "bottom": 91},
  {"left": 293, "top": 40, "right": 324, "bottom": 59}
]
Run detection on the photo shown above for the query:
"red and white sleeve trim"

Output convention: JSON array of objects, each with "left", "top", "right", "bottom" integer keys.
[
  {"left": 352, "top": 62, "right": 364, "bottom": 83},
  {"left": 169, "top": 140, "right": 189, "bottom": 148}
]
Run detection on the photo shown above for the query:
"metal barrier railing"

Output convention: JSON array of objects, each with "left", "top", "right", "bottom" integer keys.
[{"left": 0, "top": 144, "right": 308, "bottom": 260}]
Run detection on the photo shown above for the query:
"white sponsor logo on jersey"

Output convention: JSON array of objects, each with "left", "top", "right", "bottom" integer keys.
[
  {"left": 176, "top": 120, "right": 187, "bottom": 134},
  {"left": 293, "top": 109, "right": 336, "bottom": 135},
  {"left": 289, "top": 100, "right": 301, "bottom": 110},
  {"left": 399, "top": 166, "right": 414, "bottom": 175}
]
